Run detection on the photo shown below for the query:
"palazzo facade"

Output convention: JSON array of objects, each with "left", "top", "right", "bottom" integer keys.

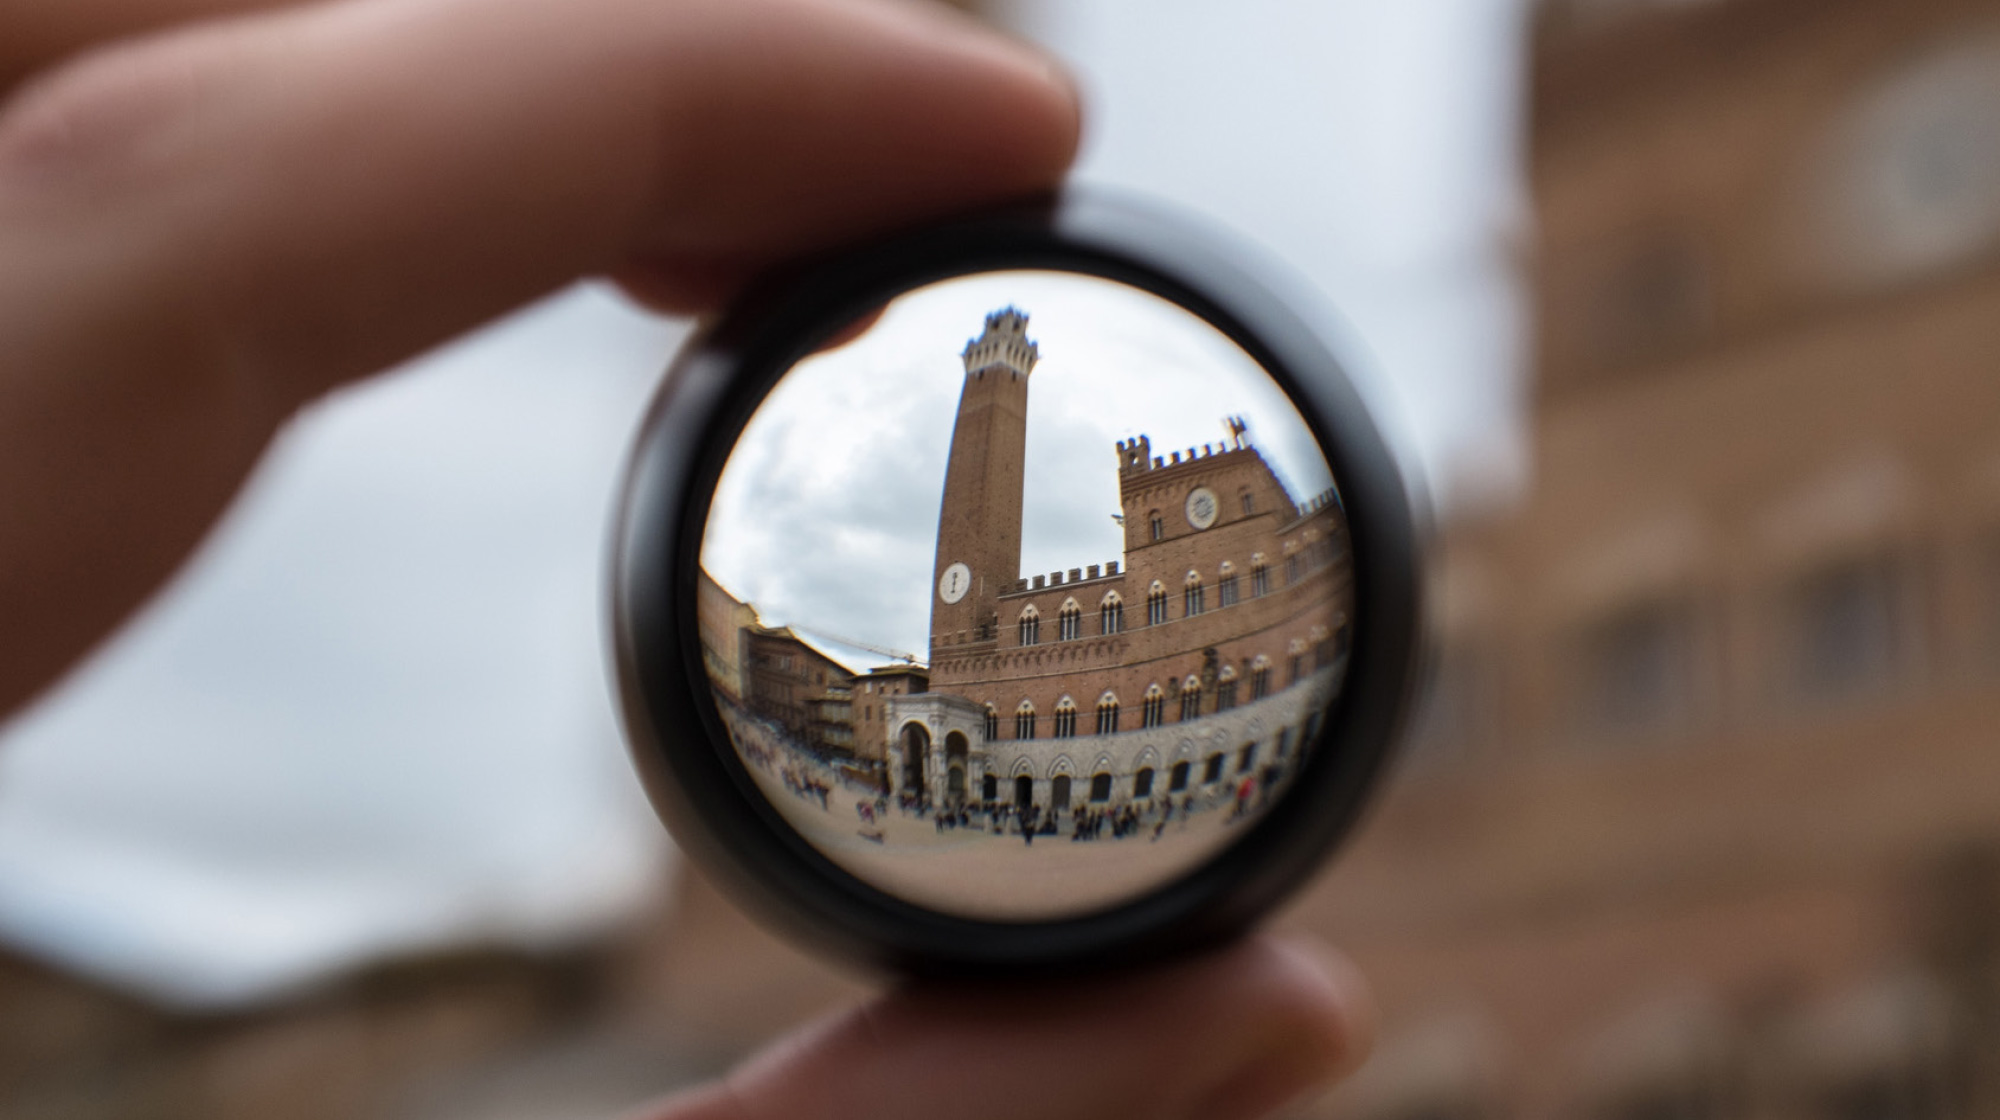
[{"left": 888, "top": 308, "right": 1353, "bottom": 812}]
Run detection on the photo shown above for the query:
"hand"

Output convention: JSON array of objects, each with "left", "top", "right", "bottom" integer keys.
[
  {"left": 647, "top": 935, "right": 1370, "bottom": 1120},
  {"left": 0, "top": 0, "right": 1075, "bottom": 715},
  {"left": 0, "top": 3, "right": 1373, "bottom": 1118}
]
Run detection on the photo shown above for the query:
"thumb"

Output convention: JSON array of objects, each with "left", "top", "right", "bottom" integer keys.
[{"left": 644, "top": 936, "right": 1373, "bottom": 1120}]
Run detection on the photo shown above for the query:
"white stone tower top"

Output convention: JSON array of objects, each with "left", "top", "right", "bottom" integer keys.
[{"left": 961, "top": 307, "right": 1040, "bottom": 379}]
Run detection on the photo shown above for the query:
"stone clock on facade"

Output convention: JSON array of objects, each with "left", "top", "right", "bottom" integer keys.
[
  {"left": 1185, "top": 486, "right": 1220, "bottom": 531},
  {"left": 938, "top": 562, "right": 971, "bottom": 604}
]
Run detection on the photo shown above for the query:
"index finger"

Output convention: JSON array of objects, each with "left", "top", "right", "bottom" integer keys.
[{"left": 0, "top": 0, "right": 1078, "bottom": 717}]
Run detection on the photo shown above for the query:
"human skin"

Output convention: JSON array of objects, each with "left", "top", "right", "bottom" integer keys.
[{"left": 0, "top": 2, "right": 1373, "bottom": 1117}]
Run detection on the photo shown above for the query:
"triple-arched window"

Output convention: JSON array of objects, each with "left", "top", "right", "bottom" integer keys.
[
  {"left": 1053, "top": 696, "right": 1078, "bottom": 739},
  {"left": 1251, "top": 553, "right": 1270, "bottom": 598},
  {"left": 1015, "top": 699, "right": 1037, "bottom": 740},
  {"left": 1183, "top": 570, "right": 1206, "bottom": 617},
  {"left": 1217, "top": 664, "right": 1240, "bottom": 711},
  {"left": 1095, "top": 691, "right": 1119, "bottom": 735},
  {"left": 983, "top": 703, "right": 999, "bottom": 741},
  {"left": 1179, "top": 675, "right": 1202, "bottom": 721},
  {"left": 1217, "top": 561, "right": 1239, "bottom": 608},
  {"left": 1147, "top": 581, "right": 1169, "bottom": 626},
  {"left": 1250, "top": 654, "right": 1272, "bottom": 700},
  {"left": 1141, "top": 683, "right": 1166, "bottom": 728},
  {"left": 1058, "top": 598, "right": 1082, "bottom": 642},
  {"left": 1018, "top": 604, "right": 1041, "bottom": 646},
  {"left": 1100, "top": 591, "right": 1124, "bottom": 635}
]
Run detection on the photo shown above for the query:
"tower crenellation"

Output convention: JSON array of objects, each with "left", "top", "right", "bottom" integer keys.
[{"left": 960, "top": 307, "right": 1040, "bottom": 381}]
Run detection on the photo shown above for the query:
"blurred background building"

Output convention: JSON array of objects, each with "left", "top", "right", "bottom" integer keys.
[
  {"left": 1312, "top": 2, "right": 2000, "bottom": 1120},
  {"left": 5, "top": 0, "right": 2000, "bottom": 1116}
]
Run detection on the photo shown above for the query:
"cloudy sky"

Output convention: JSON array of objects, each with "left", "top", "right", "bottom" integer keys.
[
  {"left": 0, "top": 1, "right": 1526, "bottom": 1006},
  {"left": 703, "top": 271, "right": 1335, "bottom": 662}
]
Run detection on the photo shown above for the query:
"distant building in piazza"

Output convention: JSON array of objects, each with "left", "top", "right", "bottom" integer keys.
[
  {"left": 694, "top": 568, "right": 757, "bottom": 705},
  {"left": 887, "top": 308, "right": 1353, "bottom": 813},
  {"left": 849, "top": 664, "right": 929, "bottom": 773}
]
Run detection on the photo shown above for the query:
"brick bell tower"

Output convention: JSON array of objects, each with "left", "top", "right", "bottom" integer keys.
[{"left": 929, "top": 308, "right": 1037, "bottom": 654}]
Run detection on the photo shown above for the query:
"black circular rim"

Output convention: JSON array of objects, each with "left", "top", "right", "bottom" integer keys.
[{"left": 609, "top": 188, "right": 1424, "bottom": 979}]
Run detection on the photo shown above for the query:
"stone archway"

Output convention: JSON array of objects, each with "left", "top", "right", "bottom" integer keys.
[
  {"left": 899, "top": 722, "right": 930, "bottom": 798},
  {"left": 944, "top": 731, "right": 969, "bottom": 807},
  {"left": 1015, "top": 774, "right": 1034, "bottom": 812}
]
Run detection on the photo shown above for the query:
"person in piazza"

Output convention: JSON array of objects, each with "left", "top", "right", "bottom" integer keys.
[{"left": 0, "top": 0, "right": 1374, "bottom": 1117}]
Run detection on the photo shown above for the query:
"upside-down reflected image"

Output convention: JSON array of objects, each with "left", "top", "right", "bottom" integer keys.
[{"left": 698, "top": 271, "right": 1354, "bottom": 920}]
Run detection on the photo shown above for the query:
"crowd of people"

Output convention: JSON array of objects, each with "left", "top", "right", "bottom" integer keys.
[{"left": 721, "top": 700, "right": 1310, "bottom": 850}]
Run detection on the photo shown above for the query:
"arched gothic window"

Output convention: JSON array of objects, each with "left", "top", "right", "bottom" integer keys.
[
  {"left": 1147, "top": 581, "right": 1169, "bottom": 626},
  {"left": 1183, "top": 570, "right": 1206, "bottom": 617},
  {"left": 1179, "top": 675, "right": 1203, "bottom": 721},
  {"left": 1288, "top": 637, "right": 1308, "bottom": 684},
  {"left": 1058, "top": 598, "right": 1082, "bottom": 642},
  {"left": 1018, "top": 604, "right": 1041, "bottom": 647},
  {"left": 1250, "top": 654, "right": 1272, "bottom": 700},
  {"left": 1217, "top": 665, "right": 1239, "bottom": 711},
  {"left": 1014, "top": 699, "right": 1037, "bottom": 740},
  {"left": 1217, "top": 561, "right": 1239, "bottom": 608},
  {"left": 1141, "top": 683, "right": 1166, "bottom": 728},
  {"left": 1099, "top": 591, "right": 1124, "bottom": 635},
  {"left": 1095, "top": 691, "right": 1120, "bottom": 734},
  {"left": 1251, "top": 553, "right": 1270, "bottom": 598},
  {"left": 1148, "top": 510, "right": 1164, "bottom": 541},
  {"left": 983, "top": 703, "right": 999, "bottom": 741},
  {"left": 1053, "top": 696, "right": 1078, "bottom": 739}
]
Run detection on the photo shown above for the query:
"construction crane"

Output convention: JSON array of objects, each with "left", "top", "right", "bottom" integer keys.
[{"left": 791, "top": 624, "right": 923, "bottom": 666}]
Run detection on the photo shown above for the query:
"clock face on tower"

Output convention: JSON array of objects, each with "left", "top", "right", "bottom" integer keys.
[
  {"left": 1185, "top": 486, "right": 1220, "bottom": 531},
  {"left": 938, "top": 562, "right": 972, "bottom": 604}
]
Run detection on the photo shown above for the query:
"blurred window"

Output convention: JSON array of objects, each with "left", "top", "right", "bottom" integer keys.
[
  {"left": 1583, "top": 233, "right": 1713, "bottom": 370},
  {"left": 1015, "top": 701, "right": 1036, "bottom": 740},
  {"left": 1185, "top": 572, "right": 1206, "bottom": 616},
  {"left": 1058, "top": 600, "right": 1082, "bottom": 641},
  {"left": 1409, "top": 643, "right": 1490, "bottom": 767},
  {"left": 1142, "top": 684, "right": 1166, "bottom": 727},
  {"left": 1053, "top": 698, "right": 1078, "bottom": 738},
  {"left": 1786, "top": 555, "right": 1905, "bottom": 701},
  {"left": 1018, "top": 605, "right": 1041, "bottom": 646},
  {"left": 1148, "top": 581, "right": 1170, "bottom": 625},
  {"left": 1577, "top": 598, "right": 1700, "bottom": 737}
]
